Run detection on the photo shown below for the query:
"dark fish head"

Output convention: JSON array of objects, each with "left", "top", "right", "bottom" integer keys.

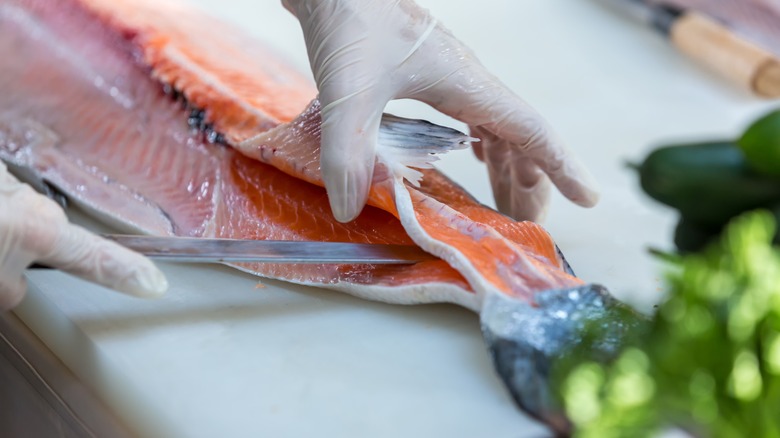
[{"left": 480, "top": 284, "right": 643, "bottom": 436}]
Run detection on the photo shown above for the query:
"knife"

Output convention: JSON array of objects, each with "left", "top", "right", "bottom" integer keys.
[
  {"left": 596, "top": 0, "right": 780, "bottom": 97},
  {"left": 30, "top": 235, "right": 437, "bottom": 267}
]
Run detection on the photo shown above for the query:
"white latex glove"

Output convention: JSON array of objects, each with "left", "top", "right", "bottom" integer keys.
[
  {"left": 0, "top": 162, "right": 167, "bottom": 310},
  {"left": 282, "top": 0, "right": 599, "bottom": 222}
]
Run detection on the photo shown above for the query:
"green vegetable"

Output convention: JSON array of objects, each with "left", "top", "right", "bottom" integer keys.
[
  {"left": 554, "top": 212, "right": 780, "bottom": 437},
  {"left": 673, "top": 216, "right": 721, "bottom": 253},
  {"left": 673, "top": 203, "right": 780, "bottom": 253},
  {"left": 636, "top": 141, "right": 780, "bottom": 228},
  {"left": 739, "top": 110, "right": 780, "bottom": 178}
]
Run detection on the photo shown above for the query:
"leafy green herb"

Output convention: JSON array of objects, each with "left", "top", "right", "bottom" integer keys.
[{"left": 555, "top": 211, "right": 780, "bottom": 437}]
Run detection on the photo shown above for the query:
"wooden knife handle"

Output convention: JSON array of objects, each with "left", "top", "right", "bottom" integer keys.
[{"left": 669, "top": 12, "right": 780, "bottom": 98}]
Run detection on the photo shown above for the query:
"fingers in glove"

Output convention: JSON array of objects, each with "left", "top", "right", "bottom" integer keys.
[
  {"left": 319, "top": 93, "right": 386, "bottom": 222},
  {"left": 497, "top": 116, "right": 597, "bottom": 209},
  {"left": 2, "top": 173, "right": 167, "bottom": 301},
  {"left": 0, "top": 176, "right": 37, "bottom": 309},
  {"left": 502, "top": 160, "right": 552, "bottom": 223},
  {"left": 0, "top": 239, "right": 32, "bottom": 310},
  {"left": 415, "top": 66, "right": 599, "bottom": 208},
  {"left": 475, "top": 126, "right": 552, "bottom": 222},
  {"left": 0, "top": 276, "right": 27, "bottom": 311},
  {"left": 39, "top": 224, "right": 168, "bottom": 298},
  {"left": 470, "top": 132, "right": 485, "bottom": 162}
]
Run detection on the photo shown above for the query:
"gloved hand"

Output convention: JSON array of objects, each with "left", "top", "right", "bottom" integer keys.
[
  {"left": 0, "top": 162, "right": 167, "bottom": 310},
  {"left": 282, "top": 0, "right": 599, "bottom": 222}
]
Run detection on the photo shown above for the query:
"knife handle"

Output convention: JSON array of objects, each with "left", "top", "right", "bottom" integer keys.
[{"left": 669, "top": 11, "right": 780, "bottom": 98}]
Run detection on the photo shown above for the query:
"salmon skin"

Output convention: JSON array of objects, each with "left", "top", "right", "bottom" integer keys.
[{"left": 0, "top": 0, "right": 634, "bottom": 432}]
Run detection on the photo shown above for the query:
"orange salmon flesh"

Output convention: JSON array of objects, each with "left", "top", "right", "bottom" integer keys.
[{"left": 0, "top": 0, "right": 583, "bottom": 311}]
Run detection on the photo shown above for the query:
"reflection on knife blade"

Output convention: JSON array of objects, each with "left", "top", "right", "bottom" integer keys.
[{"left": 99, "top": 235, "right": 436, "bottom": 265}]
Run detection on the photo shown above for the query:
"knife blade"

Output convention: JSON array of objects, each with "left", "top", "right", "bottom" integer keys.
[
  {"left": 99, "top": 235, "right": 435, "bottom": 265},
  {"left": 594, "top": 0, "right": 677, "bottom": 31},
  {"left": 27, "top": 235, "right": 437, "bottom": 269}
]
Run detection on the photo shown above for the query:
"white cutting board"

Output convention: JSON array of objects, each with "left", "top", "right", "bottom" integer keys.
[{"left": 14, "top": 0, "right": 778, "bottom": 437}]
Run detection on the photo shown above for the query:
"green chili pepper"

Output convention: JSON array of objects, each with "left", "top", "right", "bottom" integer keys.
[{"left": 635, "top": 141, "right": 780, "bottom": 230}]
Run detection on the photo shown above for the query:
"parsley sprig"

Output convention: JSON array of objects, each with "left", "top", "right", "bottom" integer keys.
[{"left": 555, "top": 212, "right": 780, "bottom": 437}]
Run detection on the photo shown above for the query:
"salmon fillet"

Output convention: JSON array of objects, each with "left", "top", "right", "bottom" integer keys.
[
  {"left": 0, "top": 0, "right": 581, "bottom": 310},
  {"left": 0, "top": 0, "right": 631, "bottom": 432}
]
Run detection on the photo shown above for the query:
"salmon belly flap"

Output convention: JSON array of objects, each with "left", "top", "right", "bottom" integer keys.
[{"left": 0, "top": 0, "right": 581, "bottom": 310}]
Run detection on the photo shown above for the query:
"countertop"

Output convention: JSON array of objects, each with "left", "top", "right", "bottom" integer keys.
[{"left": 14, "top": 0, "right": 778, "bottom": 437}]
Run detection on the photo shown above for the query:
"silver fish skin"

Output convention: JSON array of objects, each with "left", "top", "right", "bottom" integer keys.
[{"left": 480, "top": 284, "right": 644, "bottom": 435}]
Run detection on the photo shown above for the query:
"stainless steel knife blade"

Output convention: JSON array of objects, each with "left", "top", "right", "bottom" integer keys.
[
  {"left": 594, "top": 0, "right": 683, "bottom": 34},
  {"left": 595, "top": 0, "right": 656, "bottom": 26},
  {"left": 101, "top": 235, "right": 436, "bottom": 265}
]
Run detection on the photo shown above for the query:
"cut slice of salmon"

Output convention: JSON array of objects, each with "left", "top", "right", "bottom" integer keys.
[
  {"left": 1, "top": 0, "right": 580, "bottom": 314},
  {"left": 238, "top": 100, "right": 582, "bottom": 303}
]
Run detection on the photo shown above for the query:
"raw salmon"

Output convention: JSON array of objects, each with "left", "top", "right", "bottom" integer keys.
[{"left": 0, "top": 0, "right": 633, "bottom": 433}]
